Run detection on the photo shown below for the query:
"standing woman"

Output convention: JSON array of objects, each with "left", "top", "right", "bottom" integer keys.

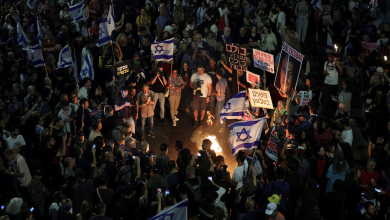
[
  {"left": 168, "top": 69, "right": 185, "bottom": 126},
  {"left": 325, "top": 150, "right": 350, "bottom": 193},
  {"left": 260, "top": 25, "right": 277, "bottom": 54},
  {"left": 295, "top": 0, "right": 310, "bottom": 43},
  {"left": 180, "top": 61, "right": 193, "bottom": 113},
  {"left": 248, "top": 25, "right": 261, "bottom": 49},
  {"left": 196, "top": 1, "right": 208, "bottom": 28}
]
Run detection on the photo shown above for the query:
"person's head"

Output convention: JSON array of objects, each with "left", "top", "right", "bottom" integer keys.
[
  {"left": 104, "top": 151, "right": 114, "bottom": 163},
  {"left": 209, "top": 0, "right": 216, "bottom": 8},
  {"left": 265, "top": 203, "right": 278, "bottom": 217},
  {"left": 96, "top": 203, "right": 106, "bottom": 216},
  {"left": 316, "top": 145, "right": 325, "bottom": 157},
  {"left": 322, "top": 16, "right": 329, "bottom": 25},
  {"left": 61, "top": 198, "right": 72, "bottom": 212},
  {"left": 142, "top": 37, "right": 150, "bottom": 46},
  {"left": 152, "top": 164, "right": 161, "bottom": 175},
  {"left": 239, "top": 27, "right": 246, "bottom": 36},
  {"left": 9, "top": 125, "right": 19, "bottom": 136},
  {"left": 64, "top": 157, "right": 75, "bottom": 168},
  {"left": 183, "top": 29, "right": 190, "bottom": 39},
  {"left": 53, "top": 117, "right": 64, "bottom": 128},
  {"left": 277, "top": 100, "right": 286, "bottom": 111},
  {"left": 202, "top": 139, "right": 212, "bottom": 151},
  {"left": 197, "top": 65, "right": 205, "bottom": 75},
  {"left": 216, "top": 69, "right": 223, "bottom": 80},
  {"left": 4, "top": 149, "right": 16, "bottom": 161},
  {"left": 82, "top": 77, "right": 91, "bottom": 88},
  {"left": 44, "top": 135, "right": 55, "bottom": 147},
  {"left": 186, "top": 164, "right": 196, "bottom": 176},
  {"left": 364, "top": 201, "right": 376, "bottom": 217},
  {"left": 140, "top": 141, "right": 149, "bottom": 153},
  {"left": 160, "top": 143, "right": 169, "bottom": 153},
  {"left": 274, "top": 117, "right": 282, "bottom": 129},
  {"left": 279, "top": 55, "right": 294, "bottom": 95},
  {"left": 245, "top": 199, "right": 255, "bottom": 211},
  {"left": 175, "top": 140, "right": 183, "bottom": 151},
  {"left": 236, "top": 151, "right": 246, "bottom": 163},
  {"left": 159, "top": 6, "right": 166, "bottom": 16},
  {"left": 92, "top": 120, "right": 102, "bottom": 131},
  {"left": 367, "top": 158, "right": 376, "bottom": 172},
  {"left": 167, "top": 160, "right": 177, "bottom": 173},
  {"left": 120, "top": 86, "right": 128, "bottom": 98},
  {"left": 339, "top": 101, "right": 349, "bottom": 113},
  {"left": 223, "top": 27, "right": 231, "bottom": 36}
]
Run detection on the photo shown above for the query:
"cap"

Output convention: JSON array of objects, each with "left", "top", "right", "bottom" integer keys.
[
  {"left": 160, "top": 143, "right": 168, "bottom": 151},
  {"left": 32, "top": 169, "right": 43, "bottom": 176},
  {"left": 265, "top": 203, "right": 277, "bottom": 215},
  {"left": 96, "top": 159, "right": 106, "bottom": 167},
  {"left": 296, "top": 111, "right": 309, "bottom": 119},
  {"left": 377, "top": 67, "right": 384, "bottom": 72},
  {"left": 153, "top": 164, "right": 161, "bottom": 173},
  {"left": 76, "top": 130, "right": 84, "bottom": 137},
  {"left": 268, "top": 194, "right": 281, "bottom": 205},
  {"left": 122, "top": 123, "right": 130, "bottom": 128},
  {"left": 297, "top": 146, "right": 305, "bottom": 156}
]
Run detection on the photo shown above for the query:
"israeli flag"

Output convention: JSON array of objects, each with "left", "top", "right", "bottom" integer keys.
[
  {"left": 37, "top": 19, "right": 45, "bottom": 46},
  {"left": 17, "top": 18, "right": 28, "bottom": 48},
  {"left": 326, "top": 32, "right": 333, "bottom": 53},
  {"left": 73, "top": 7, "right": 84, "bottom": 23},
  {"left": 69, "top": 1, "right": 84, "bottom": 19},
  {"left": 97, "top": 17, "right": 112, "bottom": 47},
  {"left": 344, "top": 27, "right": 353, "bottom": 57},
  {"left": 311, "top": 0, "right": 321, "bottom": 10},
  {"left": 151, "top": 38, "right": 174, "bottom": 62},
  {"left": 80, "top": 53, "right": 94, "bottom": 80},
  {"left": 26, "top": 0, "right": 37, "bottom": 9},
  {"left": 108, "top": 4, "right": 116, "bottom": 31},
  {"left": 150, "top": 199, "right": 188, "bottom": 220},
  {"left": 57, "top": 45, "right": 73, "bottom": 68},
  {"left": 26, "top": 45, "right": 45, "bottom": 68},
  {"left": 220, "top": 91, "right": 246, "bottom": 122},
  {"left": 228, "top": 117, "right": 266, "bottom": 155}
]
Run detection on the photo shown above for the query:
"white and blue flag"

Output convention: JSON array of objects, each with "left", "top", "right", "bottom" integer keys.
[
  {"left": 57, "top": 45, "right": 73, "bottom": 68},
  {"left": 69, "top": 1, "right": 84, "bottom": 19},
  {"left": 228, "top": 117, "right": 266, "bottom": 155},
  {"left": 150, "top": 199, "right": 188, "bottom": 220},
  {"left": 151, "top": 38, "right": 174, "bottom": 62},
  {"left": 26, "top": 0, "right": 37, "bottom": 9},
  {"left": 26, "top": 45, "right": 45, "bottom": 68},
  {"left": 17, "top": 18, "right": 28, "bottom": 48},
  {"left": 220, "top": 91, "right": 246, "bottom": 122},
  {"left": 326, "top": 32, "right": 333, "bottom": 53},
  {"left": 108, "top": 4, "right": 116, "bottom": 31},
  {"left": 311, "top": 0, "right": 321, "bottom": 10},
  {"left": 80, "top": 53, "right": 94, "bottom": 80},
  {"left": 97, "top": 17, "right": 112, "bottom": 47},
  {"left": 37, "top": 19, "right": 45, "bottom": 46}
]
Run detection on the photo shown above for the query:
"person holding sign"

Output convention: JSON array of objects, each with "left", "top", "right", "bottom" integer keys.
[{"left": 275, "top": 53, "right": 300, "bottom": 99}]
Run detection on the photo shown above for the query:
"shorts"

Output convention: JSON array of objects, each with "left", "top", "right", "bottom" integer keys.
[{"left": 191, "top": 96, "right": 208, "bottom": 111}]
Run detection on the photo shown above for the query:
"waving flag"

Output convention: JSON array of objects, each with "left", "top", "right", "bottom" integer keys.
[
  {"left": 108, "top": 5, "right": 116, "bottom": 31},
  {"left": 220, "top": 91, "right": 246, "bottom": 122},
  {"left": 97, "top": 17, "right": 112, "bottom": 47},
  {"left": 150, "top": 199, "right": 188, "bottom": 220},
  {"left": 151, "top": 38, "right": 174, "bottom": 62},
  {"left": 73, "top": 7, "right": 84, "bottom": 23},
  {"left": 80, "top": 53, "right": 94, "bottom": 80},
  {"left": 57, "top": 45, "right": 73, "bottom": 68},
  {"left": 326, "top": 32, "right": 333, "bottom": 53},
  {"left": 37, "top": 19, "right": 45, "bottom": 46},
  {"left": 17, "top": 18, "right": 28, "bottom": 48},
  {"left": 69, "top": 1, "right": 84, "bottom": 19},
  {"left": 311, "top": 0, "right": 321, "bottom": 10},
  {"left": 26, "top": 0, "right": 37, "bottom": 9},
  {"left": 26, "top": 45, "right": 45, "bottom": 68},
  {"left": 228, "top": 117, "right": 266, "bottom": 155}
]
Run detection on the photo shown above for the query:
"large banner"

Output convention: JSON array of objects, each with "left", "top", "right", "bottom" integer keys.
[
  {"left": 248, "top": 88, "right": 273, "bottom": 109},
  {"left": 253, "top": 49, "right": 274, "bottom": 73},
  {"left": 226, "top": 43, "right": 247, "bottom": 71},
  {"left": 275, "top": 43, "right": 303, "bottom": 100},
  {"left": 361, "top": 41, "right": 376, "bottom": 51}
]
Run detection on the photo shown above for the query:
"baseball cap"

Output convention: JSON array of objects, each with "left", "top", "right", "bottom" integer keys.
[
  {"left": 377, "top": 67, "right": 384, "bottom": 72},
  {"left": 32, "top": 169, "right": 43, "bottom": 176},
  {"left": 296, "top": 111, "right": 309, "bottom": 119},
  {"left": 265, "top": 203, "right": 277, "bottom": 215},
  {"left": 76, "top": 130, "right": 84, "bottom": 137},
  {"left": 160, "top": 143, "right": 168, "bottom": 151},
  {"left": 268, "top": 194, "right": 281, "bottom": 205},
  {"left": 297, "top": 146, "right": 305, "bottom": 156}
]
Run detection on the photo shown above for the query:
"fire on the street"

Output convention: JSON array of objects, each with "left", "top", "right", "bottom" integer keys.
[
  {"left": 206, "top": 111, "right": 214, "bottom": 126},
  {"left": 207, "top": 135, "right": 222, "bottom": 153}
]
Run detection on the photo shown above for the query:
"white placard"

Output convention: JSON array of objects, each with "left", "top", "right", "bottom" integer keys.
[
  {"left": 297, "top": 91, "right": 312, "bottom": 106},
  {"left": 248, "top": 88, "right": 273, "bottom": 109}
]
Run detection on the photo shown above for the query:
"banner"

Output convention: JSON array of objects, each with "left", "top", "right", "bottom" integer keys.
[
  {"left": 361, "top": 41, "right": 377, "bottom": 51},
  {"left": 297, "top": 91, "right": 312, "bottom": 106},
  {"left": 248, "top": 88, "right": 273, "bottom": 109},
  {"left": 226, "top": 43, "right": 247, "bottom": 71},
  {"left": 253, "top": 49, "right": 274, "bottom": 73},
  {"left": 274, "top": 43, "right": 303, "bottom": 100},
  {"left": 42, "top": 37, "right": 55, "bottom": 52},
  {"left": 246, "top": 71, "right": 260, "bottom": 87},
  {"left": 113, "top": 60, "right": 131, "bottom": 78}
]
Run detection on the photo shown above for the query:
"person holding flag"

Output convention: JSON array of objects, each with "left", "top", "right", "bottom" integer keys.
[
  {"left": 17, "top": 18, "right": 28, "bottom": 48},
  {"left": 37, "top": 19, "right": 45, "bottom": 46},
  {"left": 26, "top": 45, "right": 45, "bottom": 68}
]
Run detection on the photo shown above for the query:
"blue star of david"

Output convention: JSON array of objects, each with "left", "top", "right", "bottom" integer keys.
[
  {"left": 108, "top": 18, "right": 111, "bottom": 24},
  {"left": 223, "top": 103, "right": 231, "bottom": 112},
  {"left": 81, "top": 67, "right": 89, "bottom": 77},
  {"left": 99, "top": 27, "right": 104, "bottom": 37},
  {"left": 236, "top": 128, "right": 252, "bottom": 142},
  {"left": 154, "top": 44, "right": 164, "bottom": 54},
  {"left": 157, "top": 213, "right": 174, "bottom": 220}
]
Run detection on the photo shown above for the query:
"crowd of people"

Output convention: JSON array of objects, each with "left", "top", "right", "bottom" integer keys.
[{"left": 0, "top": 0, "right": 390, "bottom": 219}]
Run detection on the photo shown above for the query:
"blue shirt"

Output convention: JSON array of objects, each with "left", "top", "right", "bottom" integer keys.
[
  {"left": 219, "top": 33, "right": 233, "bottom": 45},
  {"left": 6, "top": 37, "right": 15, "bottom": 49},
  {"left": 40, "top": 101, "right": 52, "bottom": 116},
  {"left": 156, "top": 14, "right": 171, "bottom": 32}
]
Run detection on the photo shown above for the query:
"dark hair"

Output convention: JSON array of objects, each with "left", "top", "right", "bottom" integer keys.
[
  {"left": 96, "top": 203, "right": 106, "bottom": 215},
  {"left": 364, "top": 201, "right": 375, "bottom": 210},
  {"left": 82, "top": 77, "right": 91, "bottom": 86},
  {"left": 236, "top": 151, "right": 246, "bottom": 162},
  {"left": 79, "top": 98, "right": 88, "bottom": 106},
  {"left": 175, "top": 140, "right": 183, "bottom": 149},
  {"left": 92, "top": 119, "right": 100, "bottom": 130},
  {"left": 343, "top": 80, "right": 352, "bottom": 93},
  {"left": 332, "top": 179, "right": 344, "bottom": 191},
  {"left": 164, "top": 194, "right": 175, "bottom": 206},
  {"left": 206, "top": 191, "right": 219, "bottom": 204},
  {"left": 276, "top": 167, "right": 285, "bottom": 179},
  {"left": 61, "top": 100, "right": 70, "bottom": 107},
  {"left": 53, "top": 117, "right": 62, "bottom": 125},
  {"left": 75, "top": 168, "right": 86, "bottom": 179},
  {"left": 9, "top": 125, "right": 18, "bottom": 133}
]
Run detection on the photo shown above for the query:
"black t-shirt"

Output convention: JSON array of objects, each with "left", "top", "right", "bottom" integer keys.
[
  {"left": 52, "top": 127, "right": 64, "bottom": 151},
  {"left": 140, "top": 45, "right": 151, "bottom": 58},
  {"left": 151, "top": 72, "right": 166, "bottom": 93},
  {"left": 42, "top": 147, "right": 60, "bottom": 175},
  {"left": 316, "top": 23, "right": 333, "bottom": 46},
  {"left": 248, "top": 33, "right": 261, "bottom": 48},
  {"left": 56, "top": 78, "right": 67, "bottom": 94},
  {"left": 114, "top": 94, "right": 132, "bottom": 118},
  {"left": 234, "top": 35, "right": 250, "bottom": 46}
]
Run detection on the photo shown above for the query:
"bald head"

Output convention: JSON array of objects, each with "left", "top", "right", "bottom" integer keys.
[
  {"left": 7, "top": 52, "right": 15, "bottom": 61},
  {"left": 245, "top": 199, "right": 255, "bottom": 210}
]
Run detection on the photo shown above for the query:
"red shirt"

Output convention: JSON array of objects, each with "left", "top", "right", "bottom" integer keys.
[
  {"left": 359, "top": 169, "right": 380, "bottom": 186},
  {"left": 89, "top": 27, "right": 99, "bottom": 36},
  {"left": 317, "top": 155, "right": 327, "bottom": 178}
]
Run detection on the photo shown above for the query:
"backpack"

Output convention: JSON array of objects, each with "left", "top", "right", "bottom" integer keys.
[
  {"left": 105, "top": 127, "right": 121, "bottom": 142},
  {"left": 292, "top": 155, "right": 310, "bottom": 179},
  {"left": 184, "top": 176, "right": 202, "bottom": 203}
]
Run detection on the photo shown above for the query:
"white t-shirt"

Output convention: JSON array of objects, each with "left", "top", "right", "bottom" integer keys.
[
  {"left": 341, "top": 129, "right": 353, "bottom": 146},
  {"left": 277, "top": 12, "right": 286, "bottom": 28},
  {"left": 190, "top": 73, "right": 212, "bottom": 98},
  {"left": 6, "top": 135, "right": 26, "bottom": 150},
  {"left": 324, "top": 61, "right": 338, "bottom": 85},
  {"left": 78, "top": 87, "right": 88, "bottom": 99},
  {"left": 232, "top": 159, "right": 248, "bottom": 189},
  {"left": 58, "top": 108, "right": 74, "bottom": 133}
]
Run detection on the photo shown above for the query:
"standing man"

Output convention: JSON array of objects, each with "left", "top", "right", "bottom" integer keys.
[
  {"left": 190, "top": 65, "right": 212, "bottom": 128},
  {"left": 156, "top": 7, "right": 171, "bottom": 35},
  {"left": 137, "top": 84, "right": 156, "bottom": 140},
  {"left": 150, "top": 64, "right": 168, "bottom": 124},
  {"left": 175, "top": 140, "right": 191, "bottom": 172},
  {"left": 320, "top": 53, "right": 342, "bottom": 116},
  {"left": 276, "top": 4, "right": 286, "bottom": 34},
  {"left": 115, "top": 86, "right": 136, "bottom": 136},
  {"left": 4, "top": 149, "right": 31, "bottom": 199},
  {"left": 27, "top": 169, "right": 50, "bottom": 219},
  {"left": 204, "top": 1, "right": 219, "bottom": 27},
  {"left": 6, "top": 125, "right": 26, "bottom": 153},
  {"left": 156, "top": 143, "right": 170, "bottom": 178}
]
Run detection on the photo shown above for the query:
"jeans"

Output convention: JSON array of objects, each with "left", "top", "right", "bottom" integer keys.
[
  {"left": 296, "top": 16, "right": 308, "bottom": 42},
  {"left": 169, "top": 95, "right": 181, "bottom": 119},
  {"left": 123, "top": 117, "right": 135, "bottom": 134},
  {"left": 153, "top": 92, "right": 165, "bottom": 119},
  {"left": 141, "top": 116, "right": 154, "bottom": 136},
  {"left": 215, "top": 99, "right": 226, "bottom": 129}
]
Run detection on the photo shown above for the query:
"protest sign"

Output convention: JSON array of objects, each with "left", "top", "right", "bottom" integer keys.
[
  {"left": 248, "top": 88, "right": 273, "bottom": 109},
  {"left": 226, "top": 43, "right": 247, "bottom": 71},
  {"left": 83, "top": 7, "right": 89, "bottom": 21},
  {"left": 275, "top": 43, "right": 303, "bottom": 100},
  {"left": 113, "top": 60, "right": 131, "bottom": 78},
  {"left": 246, "top": 71, "right": 260, "bottom": 87},
  {"left": 361, "top": 41, "right": 377, "bottom": 51},
  {"left": 297, "top": 91, "right": 312, "bottom": 106},
  {"left": 253, "top": 49, "right": 274, "bottom": 73},
  {"left": 42, "top": 37, "right": 55, "bottom": 52}
]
